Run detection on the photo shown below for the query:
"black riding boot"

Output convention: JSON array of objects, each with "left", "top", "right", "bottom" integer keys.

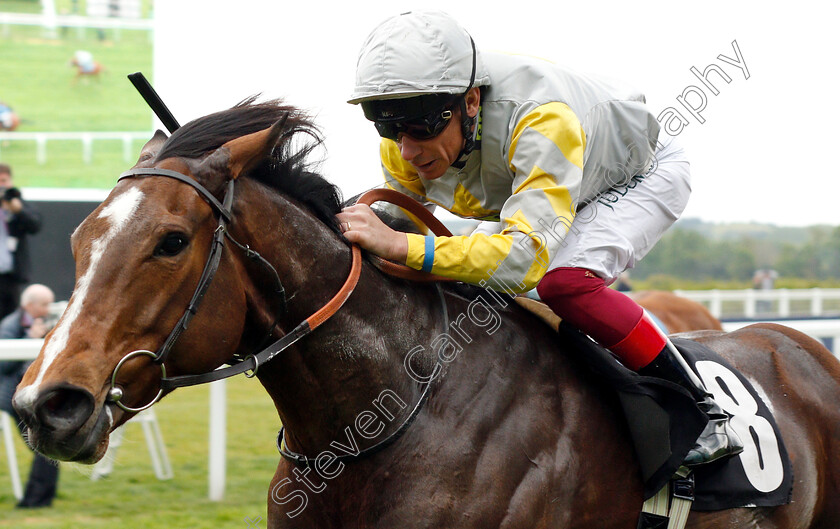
[{"left": 639, "top": 344, "right": 744, "bottom": 466}]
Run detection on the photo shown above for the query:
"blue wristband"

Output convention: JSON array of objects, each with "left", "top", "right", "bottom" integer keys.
[{"left": 421, "top": 236, "right": 435, "bottom": 273}]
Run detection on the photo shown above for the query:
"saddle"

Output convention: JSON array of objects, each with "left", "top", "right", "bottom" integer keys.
[{"left": 516, "top": 297, "right": 793, "bottom": 511}]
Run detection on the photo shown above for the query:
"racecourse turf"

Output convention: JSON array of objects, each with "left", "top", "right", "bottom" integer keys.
[
  {"left": 0, "top": 22, "right": 153, "bottom": 189},
  {"left": 2, "top": 15, "right": 291, "bottom": 528},
  {"left": 0, "top": 375, "right": 282, "bottom": 528}
]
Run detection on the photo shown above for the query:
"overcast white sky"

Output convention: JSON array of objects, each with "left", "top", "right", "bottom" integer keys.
[{"left": 154, "top": 1, "right": 838, "bottom": 227}]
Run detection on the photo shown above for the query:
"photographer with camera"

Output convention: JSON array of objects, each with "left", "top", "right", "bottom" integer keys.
[
  {"left": 0, "top": 283, "right": 60, "bottom": 508},
  {"left": 0, "top": 163, "right": 42, "bottom": 319}
]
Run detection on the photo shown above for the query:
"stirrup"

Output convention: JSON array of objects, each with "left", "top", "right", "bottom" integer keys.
[{"left": 638, "top": 470, "right": 694, "bottom": 529}]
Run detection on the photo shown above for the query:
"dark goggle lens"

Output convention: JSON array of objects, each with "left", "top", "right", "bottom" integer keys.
[{"left": 375, "top": 109, "right": 453, "bottom": 141}]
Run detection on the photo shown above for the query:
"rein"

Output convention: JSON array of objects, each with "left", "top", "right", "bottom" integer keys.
[
  {"left": 105, "top": 168, "right": 451, "bottom": 468},
  {"left": 277, "top": 285, "right": 448, "bottom": 467}
]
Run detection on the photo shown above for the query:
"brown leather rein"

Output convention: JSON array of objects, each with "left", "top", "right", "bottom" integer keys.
[
  {"left": 359, "top": 188, "right": 453, "bottom": 282},
  {"left": 105, "top": 169, "right": 451, "bottom": 415}
]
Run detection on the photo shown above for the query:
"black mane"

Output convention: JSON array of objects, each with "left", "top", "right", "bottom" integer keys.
[
  {"left": 155, "top": 97, "right": 343, "bottom": 232},
  {"left": 152, "top": 98, "right": 502, "bottom": 302}
]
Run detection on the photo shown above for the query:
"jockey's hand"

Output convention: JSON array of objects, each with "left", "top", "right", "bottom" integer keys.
[{"left": 337, "top": 204, "right": 408, "bottom": 263}]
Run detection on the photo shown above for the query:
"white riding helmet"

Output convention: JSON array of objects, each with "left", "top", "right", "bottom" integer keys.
[{"left": 348, "top": 10, "right": 490, "bottom": 105}]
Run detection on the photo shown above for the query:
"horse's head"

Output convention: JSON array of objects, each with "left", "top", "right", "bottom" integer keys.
[{"left": 12, "top": 100, "right": 317, "bottom": 462}]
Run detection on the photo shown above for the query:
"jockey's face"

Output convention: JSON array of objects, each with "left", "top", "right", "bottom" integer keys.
[{"left": 395, "top": 88, "right": 480, "bottom": 180}]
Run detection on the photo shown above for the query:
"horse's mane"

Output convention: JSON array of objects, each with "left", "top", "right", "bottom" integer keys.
[
  {"left": 153, "top": 98, "right": 505, "bottom": 304},
  {"left": 156, "top": 96, "right": 343, "bottom": 232}
]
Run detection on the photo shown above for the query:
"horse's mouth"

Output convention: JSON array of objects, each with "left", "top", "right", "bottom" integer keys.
[{"left": 25, "top": 404, "right": 113, "bottom": 464}]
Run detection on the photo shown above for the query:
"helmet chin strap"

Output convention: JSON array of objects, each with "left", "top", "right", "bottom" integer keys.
[
  {"left": 460, "top": 98, "right": 478, "bottom": 153},
  {"left": 451, "top": 103, "right": 477, "bottom": 170},
  {"left": 452, "top": 36, "right": 479, "bottom": 169}
]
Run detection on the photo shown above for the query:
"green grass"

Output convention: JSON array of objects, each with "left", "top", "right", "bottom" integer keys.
[
  {"left": 0, "top": 376, "right": 282, "bottom": 528},
  {"left": 0, "top": 0, "right": 41, "bottom": 14},
  {"left": 0, "top": 138, "right": 152, "bottom": 187},
  {"left": 0, "top": 21, "right": 153, "bottom": 188},
  {"left": 0, "top": 13, "right": 281, "bottom": 526},
  {"left": 1, "top": 0, "right": 154, "bottom": 19}
]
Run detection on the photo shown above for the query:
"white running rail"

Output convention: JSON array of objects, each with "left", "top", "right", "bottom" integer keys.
[
  {"left": 0, "top": 131, "right": 154, "bottom": 164},
  {"left": 0, "top": 12, "right": 153, "bottom": 31},
  {"left": 674, "top": 288, "right": 840, "bottom": 319}
]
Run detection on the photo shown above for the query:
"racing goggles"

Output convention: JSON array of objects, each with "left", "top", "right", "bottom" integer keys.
[{"left": 362, "top": 94, "right": 457, "bottom": 141}]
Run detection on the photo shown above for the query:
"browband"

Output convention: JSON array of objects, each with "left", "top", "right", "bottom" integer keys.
[{"left": 119, "top": 168, "right": 232, "bottom": 222}]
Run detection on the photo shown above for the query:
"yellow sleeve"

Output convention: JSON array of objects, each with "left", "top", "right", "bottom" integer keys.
[{"left": 403, "top": 102, "right": 585, "bottom": 293}]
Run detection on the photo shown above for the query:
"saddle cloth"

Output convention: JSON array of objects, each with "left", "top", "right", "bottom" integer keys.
[{"left": 557, "top": 322, "right": 793, "bottom": 510}]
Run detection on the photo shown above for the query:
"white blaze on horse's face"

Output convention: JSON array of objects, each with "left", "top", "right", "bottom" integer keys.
[{"left": 14, "top": 187, "right": 145, "bottom": 410}]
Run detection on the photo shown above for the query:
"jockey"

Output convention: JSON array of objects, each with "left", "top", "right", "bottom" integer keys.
[
  {"left": 0, "top": 102, "right": 16, "bottom": 131},
  {"left": 338, "top": 10, "right": 743, "bottom": 466},
  {"left": 72, "top": 50, "right": 96, "bottom": 74}
]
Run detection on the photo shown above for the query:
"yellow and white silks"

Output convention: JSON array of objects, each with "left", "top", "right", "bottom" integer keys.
[{"left": 380, "top": 52, "right": 661, "bottom": 293}]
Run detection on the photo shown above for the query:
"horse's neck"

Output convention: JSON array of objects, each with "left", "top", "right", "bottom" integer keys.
[{"left": 236, "top": 187, "right": 442, "bottom": 452}]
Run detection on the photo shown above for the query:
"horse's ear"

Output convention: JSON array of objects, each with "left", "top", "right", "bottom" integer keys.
[
  {"left": 200, "top": 115, "right": 288, "bottom": 180},
  {"left": 133, "top": 130, "right": 168, "bottom": 168}
]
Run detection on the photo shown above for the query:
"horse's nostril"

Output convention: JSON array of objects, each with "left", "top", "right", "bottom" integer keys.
[{"left": 34, "top": 385, "right": 95, "bottom": 433}]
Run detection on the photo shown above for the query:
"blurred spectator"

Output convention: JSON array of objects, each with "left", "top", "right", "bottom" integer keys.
[
  {"left": 753, "top": 268, "right": 778, "bottom": 315},
  {"left": 753, "top": 268, "right": 778, "bottom": 290},
  {"left": 0, "top": 164, "right": 43, "bottom": 319},
  {"left": 0, "top": 284, "right": 60, "bottom": 508}
]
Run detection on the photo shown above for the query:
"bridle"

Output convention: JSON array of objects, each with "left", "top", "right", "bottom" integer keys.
[
  {"left": 106, "top": 166, "right": 452, "bottom": 465},
  {"left": 106, "top": 166, "right": 356, "bottom": 411}
]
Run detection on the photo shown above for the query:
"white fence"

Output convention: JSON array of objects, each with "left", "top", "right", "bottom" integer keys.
[
  {"left": 675, "top": 288, "right": 840, "bottom": 355},
  {"left": 0, "top": 12, "right": 153, "bottom": 31},
  {"left": 0, "top": 131, "right": 154, "bottom": 164},
  {"left": 1, "top": 11, "right": 154, "bottom": 164},
  {"left": 1, "top": 10, "right": 152, "bottom": 42},
  {"left": 674, "top": 288, "right": 840, "bottom": 320}
]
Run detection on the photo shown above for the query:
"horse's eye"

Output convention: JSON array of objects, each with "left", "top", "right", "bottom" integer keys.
[{"left": 155, "top": 233, "right": 189, "bottom": 257}]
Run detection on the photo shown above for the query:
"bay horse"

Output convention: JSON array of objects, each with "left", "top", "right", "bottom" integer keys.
[
  {"left": 12, "top": 99, "right": 840, "bottom": 528},
  {"left": 632, "top": 290, "right": 723, "bottom": 333}
]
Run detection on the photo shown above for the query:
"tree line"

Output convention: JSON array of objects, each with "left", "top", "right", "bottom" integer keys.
[{"left": 631, "top": 222, "right": 840, "bottom": 288}]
